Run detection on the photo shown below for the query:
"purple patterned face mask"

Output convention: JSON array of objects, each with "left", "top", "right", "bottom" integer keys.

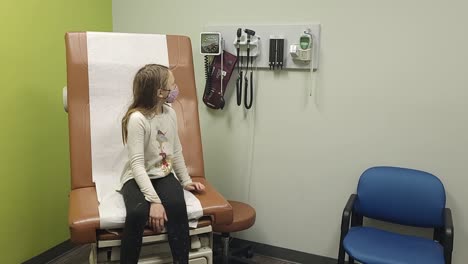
[{"left": 166, "top": 85, "right": 179, "bottom": 103}]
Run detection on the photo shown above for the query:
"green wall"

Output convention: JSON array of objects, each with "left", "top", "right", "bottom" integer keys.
[{"left": 0, "top": 1, "right": 112, "bottom": 263}]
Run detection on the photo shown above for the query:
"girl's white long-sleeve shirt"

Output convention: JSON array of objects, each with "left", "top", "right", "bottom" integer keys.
[{"left": 119, "top": 104, "right": 192, "bottom": 203}]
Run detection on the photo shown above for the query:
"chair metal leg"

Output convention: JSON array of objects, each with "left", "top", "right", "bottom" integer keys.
[
  {"left": 349, "top": 256, "right": 355, "bottom": 264},
  {"left": 89, "top": 243, "right": 97, "bottom": 264},
  {"left": 216, "top": 233, "right": 257, "bottom": 264},
  {"left": 221, "top": 234, "right": 230, "bottom": 258},
  {"left": 338, "top": 243, "right": 346, "bottom": 264},
  {"left": 445, "top": 253, "right": 452, "bottom": 264},
  {"left": 220, "top": 233, "right": 230, "bottom": 264}
]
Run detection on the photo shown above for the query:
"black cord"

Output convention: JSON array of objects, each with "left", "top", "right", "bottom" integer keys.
[
  {"left": 245, "top": 56, "right": 254, "bottom": 109},
  {"left": 204, "top": 55, "right": 213, "bottom": 98},
  {"left": 236, "top": 47, "right": 243, "bottom": 106},
  {"left": 244, "top": 44, "right": 250, "bottom": 106},
  {"left": 244, "top": 71, "right": 253, "bottom": 109}
]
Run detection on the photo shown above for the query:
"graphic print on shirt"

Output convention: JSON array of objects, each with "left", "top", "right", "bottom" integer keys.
[{"left": 155, "top": 130, "right": 173, "bottom": 174}]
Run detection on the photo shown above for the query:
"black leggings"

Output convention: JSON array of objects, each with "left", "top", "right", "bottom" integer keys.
[{"left": 120, "top": 174, "right": 189, "bottom": 264}]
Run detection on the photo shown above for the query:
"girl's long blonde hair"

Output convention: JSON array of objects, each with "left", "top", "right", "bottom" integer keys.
[{"left": 121, "top": 64, "right": 170, "bottom": 144}]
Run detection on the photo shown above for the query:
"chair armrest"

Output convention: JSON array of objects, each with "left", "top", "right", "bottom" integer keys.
[
  {"left": 342, "top": 194, "right": 357, "bottom": 233},
  {"left": 442, "top": 208, "right": 454, "bottom": 264},
  {"left": 338, "top": 194, "right": 357, "bottom": 264}
]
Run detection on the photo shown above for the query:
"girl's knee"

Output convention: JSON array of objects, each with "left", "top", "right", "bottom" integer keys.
[
  {"left": 126, "top": 202, "right": 149, "bottom": 222},
  {"left": 165, "top": 198, "right": 187, "bottom": 216},
  {"left": 168, "top": 196, "right": 186, "bottom": 209}
]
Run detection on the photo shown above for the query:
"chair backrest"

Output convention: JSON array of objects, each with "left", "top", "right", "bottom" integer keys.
[
  {"left": 65, "top": 32, "right": 205, "bottom": 191},
  {"left": 354, "top": 166, "right": 446, "bottom": 227}
]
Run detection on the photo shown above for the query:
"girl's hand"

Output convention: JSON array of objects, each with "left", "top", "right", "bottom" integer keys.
[
  {"left": 184, "top": 182, "right": 206, "bottom": 192},
  {"left": 149, "top": 203, "right": 168, "bottom": 233}
]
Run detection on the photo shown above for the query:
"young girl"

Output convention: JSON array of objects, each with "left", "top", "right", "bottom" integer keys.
[{"left": 119, "top": 64, "right": 205, "bottom": 264}]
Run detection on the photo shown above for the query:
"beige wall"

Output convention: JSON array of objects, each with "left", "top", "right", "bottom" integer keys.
[{"left": 113, "top": 1, "right": 468, "bottom": 262}]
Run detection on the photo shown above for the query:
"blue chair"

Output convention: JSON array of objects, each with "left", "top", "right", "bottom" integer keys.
[{"left": 338, "top": 166, "right": 454, "bottom": 264}]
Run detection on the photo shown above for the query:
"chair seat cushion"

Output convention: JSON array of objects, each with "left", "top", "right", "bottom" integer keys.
[
  {"left": 343, "top": 227, "right": 444, "bottom": 264},
  {"left": 213, "top": 201, "right": 256, "bottom": 233}
]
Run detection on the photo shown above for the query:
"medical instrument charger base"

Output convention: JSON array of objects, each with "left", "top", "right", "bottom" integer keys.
[
  {"left": 233, "top": 34, "right": 260, "bottom": 57},
  {"left": 269, "top": 36, "right": 285, "bottom": 70}
]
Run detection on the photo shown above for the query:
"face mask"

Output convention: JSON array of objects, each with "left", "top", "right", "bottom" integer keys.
[{"left": 166, "top": 86, "right": 179, "bottom": 103}]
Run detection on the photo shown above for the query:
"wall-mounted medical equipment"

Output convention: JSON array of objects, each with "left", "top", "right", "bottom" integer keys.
[
  {"left": 203, "top": 50, "right": 237, "bottom": 109},
  {"left": 200, "top": 32, "right": 238, "bottom": 110},
  {"left": 269, "top": 36, "right": 284, "bottom": 70},
  {"left": 202, "top": 24, "right": 321, "bottom": 105},
  {"left": 204, "top": 24, "right": 320, "bottom": 71},
  {"left": 200, "top": 32, "right": 222, "bottom": 55},
  {"left": 289, "top": 29, "right": 319, "bottom": 72},
  {"left": 234, "top": 28, "right": 259, "bottom": 109}
]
